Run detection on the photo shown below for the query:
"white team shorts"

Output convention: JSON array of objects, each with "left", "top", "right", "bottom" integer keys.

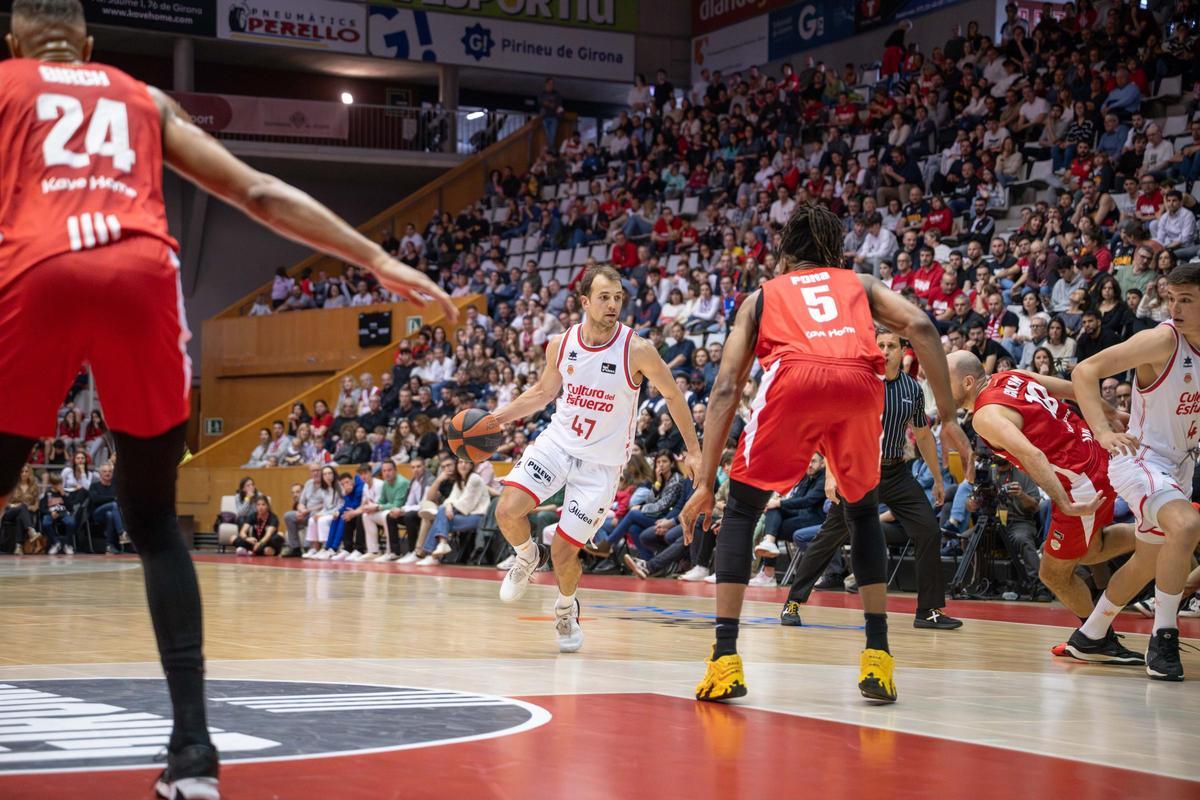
[
  {"left": 1109, "top": 448, "right": 1193, "bottom": 544},
  {"left": 500, "top": 436, "right": 621, "bottom": 547}
]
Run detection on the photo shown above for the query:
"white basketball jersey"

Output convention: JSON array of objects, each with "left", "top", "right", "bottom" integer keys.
[
  {"left": 539, "top": 322, "right": 641, "bottom": 467},
  {"left": 1127, "top": 321, "right": 1200, "bottom": 477}
]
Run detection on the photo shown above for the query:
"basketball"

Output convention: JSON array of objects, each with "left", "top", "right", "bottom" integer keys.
[{"left": 447, "top": 408, "right": 503, "bottom": 462}]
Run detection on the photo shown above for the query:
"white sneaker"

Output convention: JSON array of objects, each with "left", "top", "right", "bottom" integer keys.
[
  {"left": 843, "top": 574, "right": 858, "bottom": 591},
  {"left": 63, "top": 545, "right": 74, "bottom": 556},
  {"left": 301, "top": 548, "right": 317, "bottom": 559},
  {"left": 346, "top": 552, "right": 364, "bottom": 562},
  {"left": 235, "top": 547, "right": 248, "bottom": 556},
  {"left": 555, "top": 599, "right": 584, "bottom": 653},
  {"left": 431, "top": 539, "right": 452, "bottom": 558},
  {"left": 703, "top": 572, "right": 717, "bottom": 583},
  {"left": 47, "top": 543, "right": 62, "bottom": 556},
  {"left": 330, "top": 551, "right": 350, "bottom": 561},
  {"left": 748, "top": 569, "right": 776, "bottom": 588},
  {"left": 1131, "top": 598, "right": 1155, "bottom": 618},
  {"left": 678, "top": 565, "right": 710, "bottom": 582},
  {"left": 314, "top": 550, "right": 334, "bottom": 561},
  {"left": 499, "top": 548, "right": 542, "bottom": 602},
  {"left": 1180, "top": 595, "right": 1200, "bottom": 618},
  {"left": 375, "top": 552, "right": 398, "bottom": 562},
  {"left": 754, "top": 538, "right": 780, "bottom": 558},
  {"left": 398, "top": 552, "right": 420, "bottom": 564},
  {"left": 416, "top": 554, "right": 440, "bottom": 566},
  {"left": 496, "top": 554, "right": 516, "bottom": 571}
]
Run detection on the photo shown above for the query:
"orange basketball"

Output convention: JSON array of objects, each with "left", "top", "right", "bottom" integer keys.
[{"left": 448, "top": 409, "right": 503, "bottom": 463}]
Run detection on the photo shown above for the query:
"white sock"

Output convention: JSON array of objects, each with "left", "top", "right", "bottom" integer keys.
[
  {"left": 1080, "top": 592, "right": 1123, "bottom": 640},
  {"left": 514, "top": 537, "right": 538, "bottom": 563},
  {"left": 555, "top": 591, "right": 576, "bottom": 611},
  {"left": 1153, "top": 588, "right": 1184, "bottom": 633}
]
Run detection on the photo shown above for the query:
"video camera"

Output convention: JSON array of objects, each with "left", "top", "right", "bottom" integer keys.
[{"left": 970, "top": 441, "right": 1008, "bottom": 510}]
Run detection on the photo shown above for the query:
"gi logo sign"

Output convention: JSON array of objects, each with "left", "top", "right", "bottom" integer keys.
[
  {"left": 0, "top": 679, "right": 548, "bottom": 773},
  {"left": 461, "top": 22, "right": 495, "bottom": 60}
]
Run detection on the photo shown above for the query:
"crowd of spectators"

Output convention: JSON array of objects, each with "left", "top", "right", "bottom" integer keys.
[
  {"left": 5, "top": 402, "right": 126, "bottom": 556},
  {"left": 25, "top": 2, "right": 1194, "bottom": 599}
]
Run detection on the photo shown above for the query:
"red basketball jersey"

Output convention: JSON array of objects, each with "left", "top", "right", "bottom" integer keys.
[
  {"left": 755, "top": 267, "right": 885, "bottom": 376},
  {"left": 0, "top": 59, "right": 176, "bottom": 292},
  {"left": 974, "top": 371, "right": 1106, "bottom": 479}
]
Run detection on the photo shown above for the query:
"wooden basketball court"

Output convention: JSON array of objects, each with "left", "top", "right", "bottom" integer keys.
[{"left": 1, "top": 554, "right": 1198, "bottom": 799}]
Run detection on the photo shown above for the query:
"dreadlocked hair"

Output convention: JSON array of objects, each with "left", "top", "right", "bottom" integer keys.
[
  {"left": 12, "top": 0, "right": 84, "bottom": 23},
  {"left": 778, "top": 202, "right": 846, "bottom": 271}
]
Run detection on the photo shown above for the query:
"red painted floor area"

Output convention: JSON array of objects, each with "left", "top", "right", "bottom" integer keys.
[
  {"left": 2, "top": 693, "right": 1194, "bottom": 800},
  {"left": 187, "top": 554, "right": 1200, "bottom": 636}
]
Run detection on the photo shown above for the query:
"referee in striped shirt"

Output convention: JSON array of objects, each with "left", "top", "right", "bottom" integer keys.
[{"left": 779, "top": 330, "right": 963, "bottom": 630}]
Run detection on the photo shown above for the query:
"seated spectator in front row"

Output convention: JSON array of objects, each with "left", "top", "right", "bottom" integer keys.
[
  {"left": 749, "top": 454, "right": 829, "bottom": 586},
  {"left": 233, "top": 496, "right": 283, "bottom": 557},
  {"left": 88, "top": 463, "right": 125, "bottom": 555},
  {"left": 40, "top": 475, "right": 76, "bottom": 555},
  {"left": 3, "top": 464, "right": 40, "bottom": 555},
  {"left": 415, "top": 458, "right": 491, "bottom": 566}
]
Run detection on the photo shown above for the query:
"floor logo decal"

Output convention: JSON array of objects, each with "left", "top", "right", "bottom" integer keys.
[{"left": 0, "top": 679, "right": 549, "bottom": 774}]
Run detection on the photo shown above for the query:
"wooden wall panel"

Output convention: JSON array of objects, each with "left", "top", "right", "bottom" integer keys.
[{"left": 199, "top": 300, "right": 450, "bottom": 450}]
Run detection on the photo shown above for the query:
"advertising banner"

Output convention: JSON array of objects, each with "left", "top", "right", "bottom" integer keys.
[
  {"left": 170, "top": 92, "right": 350, "bottom": 140},
  {"left": 766, "top": 2, "right": 857, "bottom": 61},
  {"left": 0, "top": 0, "right": 217, "bottom": 36},
  {"left": 855, "top": 0, "right": 966, "bottom": 33},
  {"left": 692, "top": 0, "right": 794, "bottom": 37},
  {"left": 371, "top": 0, "right": 638, "bottom": 33},
  {"left": 368, "top": 6, "right": 634, "bottom": 82},
  {"left": 690, "top": 14, "right": 769, "bottom": 85},
  {"left": 217, "top": 0, "right": 367, "bottom": 54}
]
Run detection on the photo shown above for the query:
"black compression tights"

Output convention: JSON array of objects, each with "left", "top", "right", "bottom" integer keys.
[{"left": 0, "top": 424, "right": 211, "bottom": 752}]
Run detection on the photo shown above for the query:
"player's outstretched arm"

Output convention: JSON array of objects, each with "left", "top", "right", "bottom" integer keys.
[
  {"left": 972, "top": 405, "right": 1103, "bottom": 517},
  {"left": 150, "top": 88, "right": 457, "bottom": 322},
  {"left": 630, "top": 336, "right": 702, "bottom": 480},
  {"left": 680, "top": 292, "right": 759, "bottom": 537},
  {"left": 491, "top": 334, "right": 564, "bottom": 426},
  {"left": 1072, "top": 326, "right": 1175, "bottom": 455},
  {"left": 859, "top": 273, "right": 974, "bottom": 481}
]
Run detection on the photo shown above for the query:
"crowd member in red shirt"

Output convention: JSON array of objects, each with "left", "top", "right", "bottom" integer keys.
[
  {"left": 927, "top": 271, "right": 964, "bottom": 330},
  {"left": 910, "top": 246, "right": 944, "bottom": 299},
  {"left": 651, "top": 208, "right": 683, "bottom": 253},
  {"left": 921, "top": 195, "right": 954, "bottom": 237},
  {"left": 832, "top": 92, "right": 860, "bottom": 130},
  {"left": 610, "top": 230, "right": 639, "bottom": 269},
  {"left": 1133, "top": 176, "right": 1163, "bottom": 224},
  {"left": 891, "top": 251, "right": 915, "bottom": 293}
]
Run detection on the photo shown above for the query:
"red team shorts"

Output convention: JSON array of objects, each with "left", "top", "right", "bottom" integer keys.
[
  {"left": 1043, "top": 445, "right": 1116, "bottom": 561},
  {"left": 0, "top": 236, "right": 192, "bottom": 440},
  {"left": 730, "top": 360, "right": 884, "bottom": 503}
]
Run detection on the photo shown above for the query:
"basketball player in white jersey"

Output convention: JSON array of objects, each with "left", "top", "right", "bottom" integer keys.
[
  {"left": 491, "top": 265, "right": 701, "bottom": 651},
  {"left": 1070, "top": 263, "right": 1200, "bottom": 680}
]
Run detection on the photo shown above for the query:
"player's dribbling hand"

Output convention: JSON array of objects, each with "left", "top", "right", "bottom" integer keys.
[
  {"left": 371, "top": 256, "right": 460, "bottom": 323},
  {"left": 1059, "top": 490, "right": 1107, "bottom": 518},
  {"left": 680, "top": 487, "right": 715, "bottom": 544},
  {"left": 1098, "top": 431, "right": 1140, "bottom": 457},
  {"left": 941, "top": 420, "right": 975, "bottom": 483}
]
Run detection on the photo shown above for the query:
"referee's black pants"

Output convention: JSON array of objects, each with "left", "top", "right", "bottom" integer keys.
[{"left": 786, "top": 461, "right": 945, "bottom": 612}]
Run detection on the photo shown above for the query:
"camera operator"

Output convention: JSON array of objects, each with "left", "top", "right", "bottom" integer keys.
[{"left": 965, "top": 450, "right": 1051, "bottom": 601}]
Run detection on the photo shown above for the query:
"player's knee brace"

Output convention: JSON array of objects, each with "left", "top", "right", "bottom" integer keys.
[
  {"left": 844, "top": 490, "right": 888, "bottom": 588},
  {"left": 714, "top": 482, "right": 771, "bottom": 585}
]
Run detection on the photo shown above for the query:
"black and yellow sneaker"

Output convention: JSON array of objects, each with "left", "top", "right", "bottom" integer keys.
[
  {"left": 858, "top": 648, "right": 897, "bottom": 704},
  {"left": 780, "top": 600, "right": 803, "bottom": 627},
  {"left": 695, "top": 653, "right": 747, "bottom": 702}
]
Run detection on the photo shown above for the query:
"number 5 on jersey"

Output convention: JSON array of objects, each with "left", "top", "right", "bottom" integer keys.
[
  {"left": 800, "top": 285, "right": 839, "bottom": 323},
  {"left": 571, "top": 416, "right": 596, "bottom": 440}
]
